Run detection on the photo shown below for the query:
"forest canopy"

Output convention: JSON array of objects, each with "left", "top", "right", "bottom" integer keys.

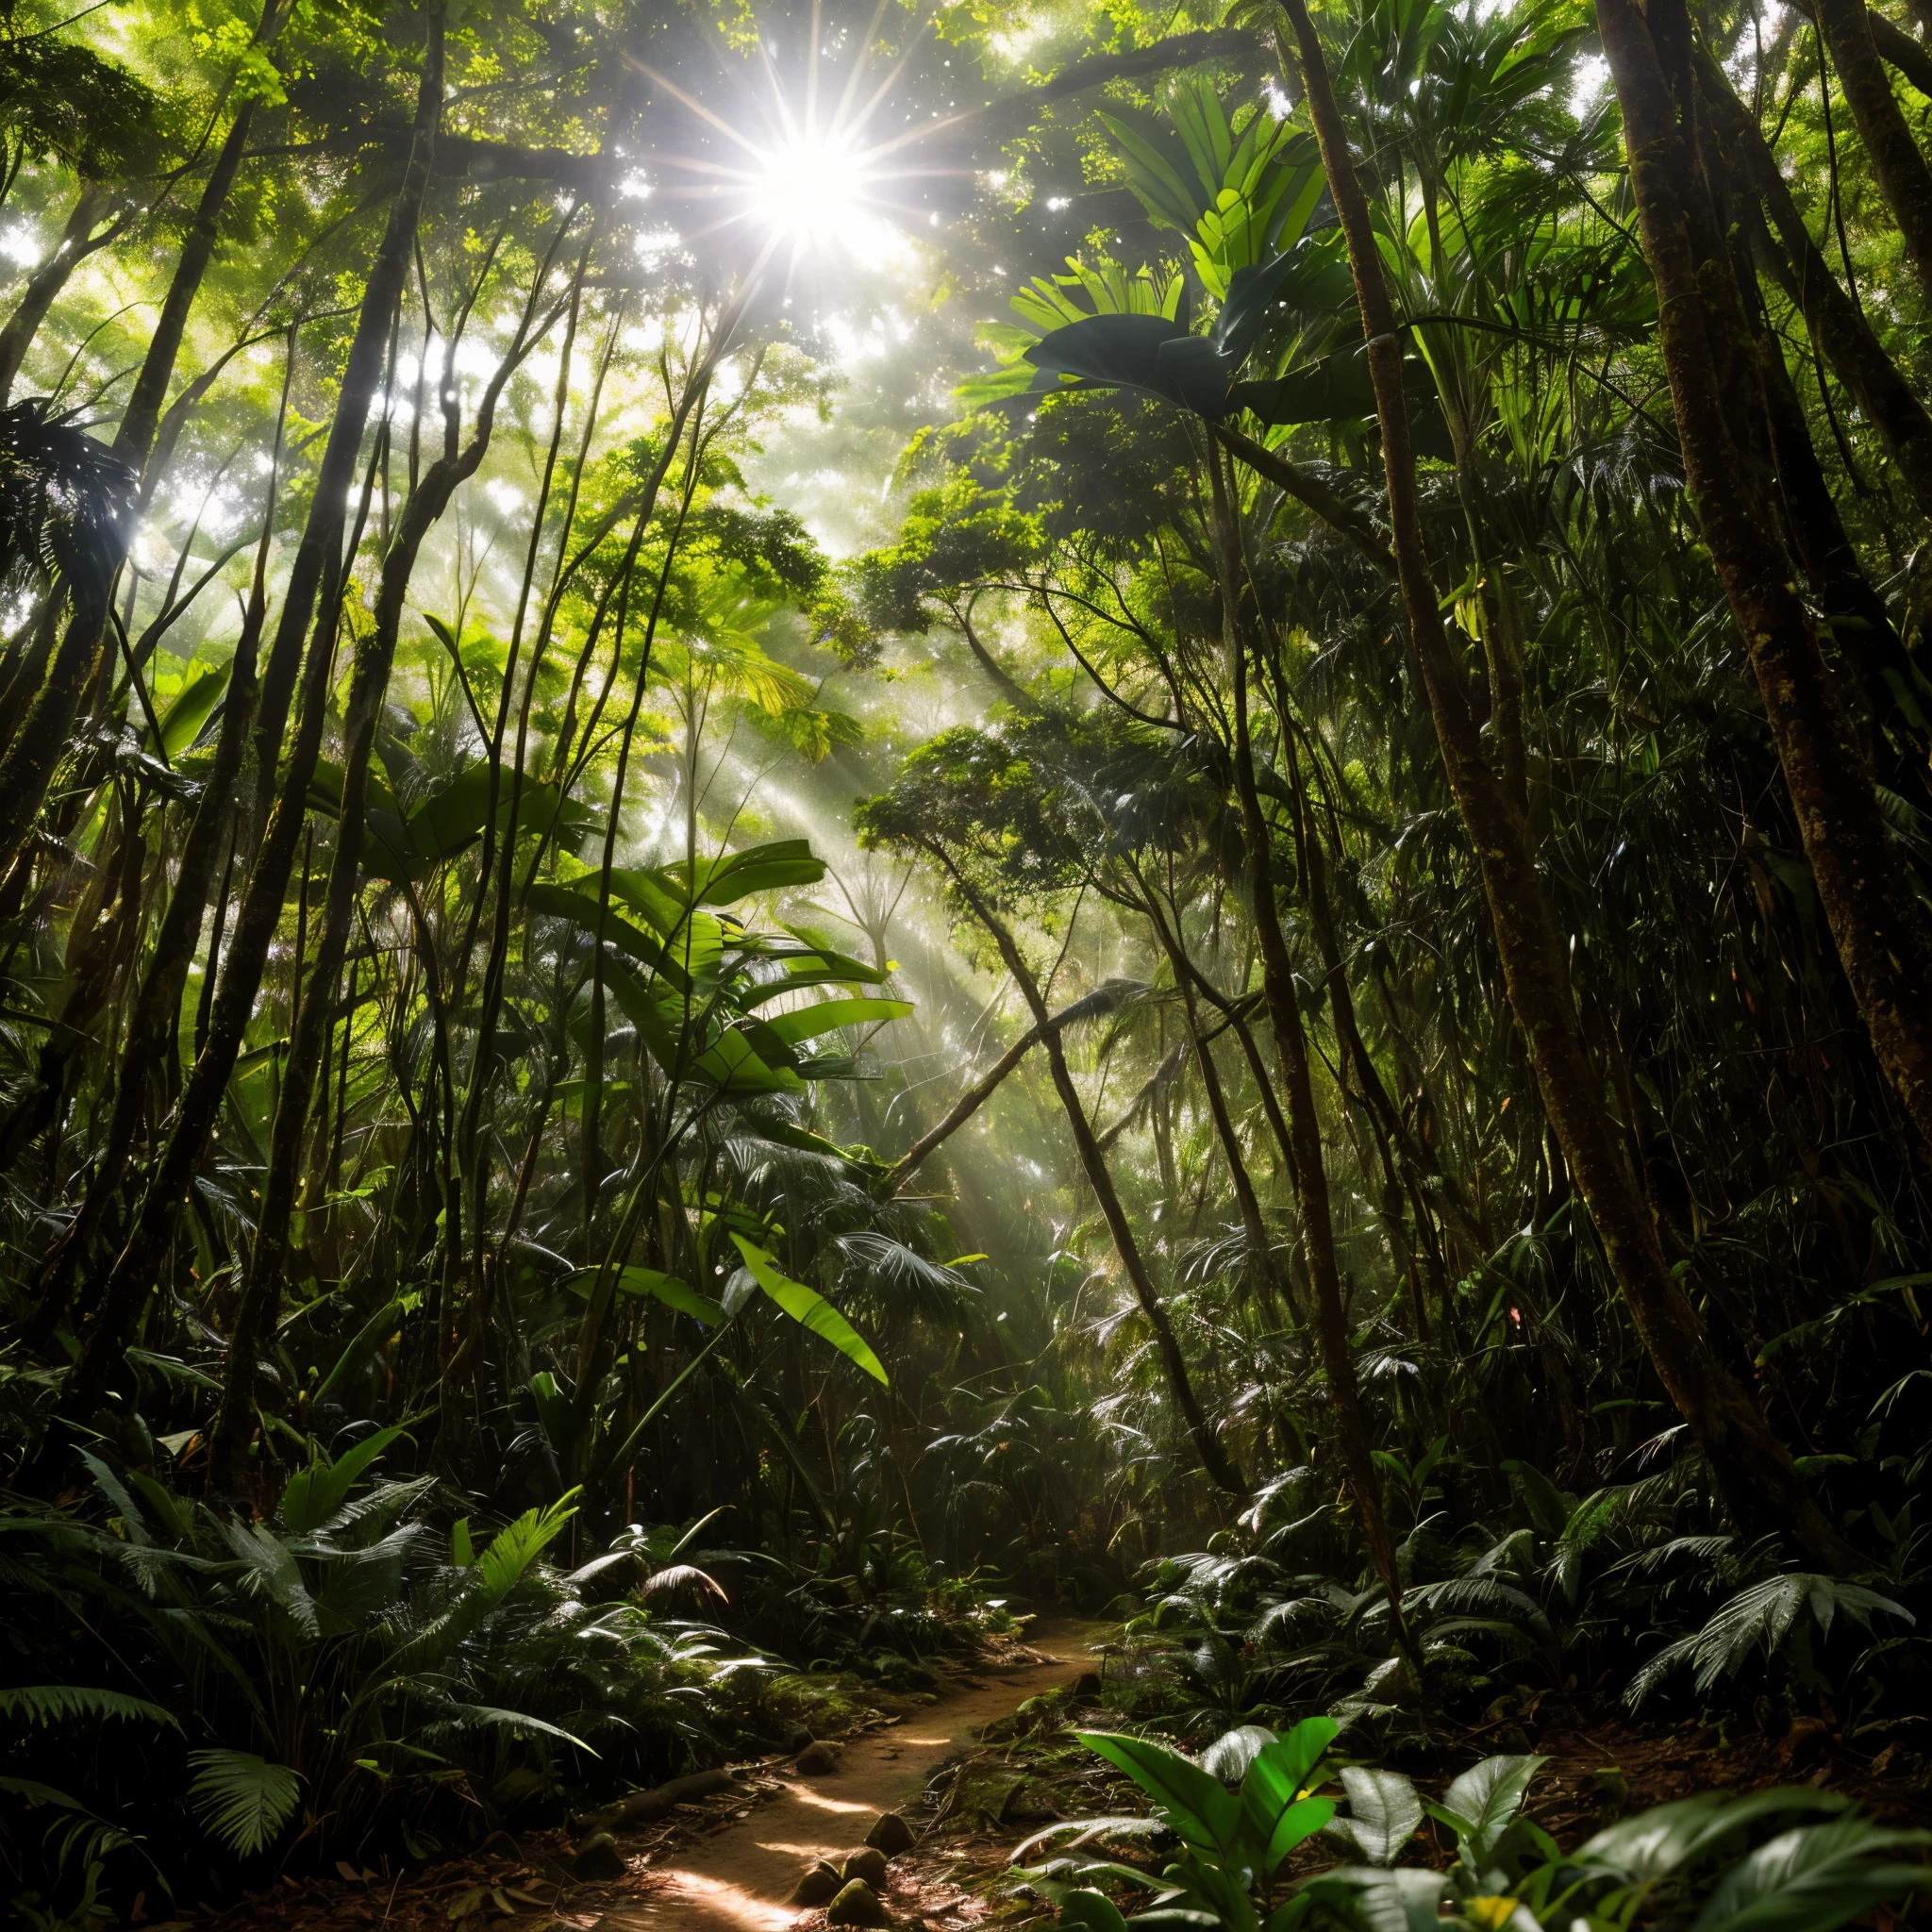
[{"left": 2, "top": 0, "right": 1932, "bottom": 1921}]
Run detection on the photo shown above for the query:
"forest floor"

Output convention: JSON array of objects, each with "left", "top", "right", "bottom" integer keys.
[{"left": 182, "top": 1626, "right": 1932, "bottom": 1932}]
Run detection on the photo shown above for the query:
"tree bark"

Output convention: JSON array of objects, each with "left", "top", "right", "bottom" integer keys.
[
  {"left": 45, "top": 12, "right": 448, "bottom": 1480},
  {"left": 1274, "top": 0, "right": 1860, "bottom": 1571},
  {"left": 1209, "top": 445, "right": 1412, "bottom": 1637},
  {"left": 1811, "top": 0, "right": 1932, "bottom": 298},
  {"left": 0, "top": 184, "right": 126, "bottom": 399},
  {"left": 1604, "top": 0, "right": 1932, "bottom": 1156},
  {"left": 1696, "top": 48, "right": 1932, "bottom": 521},
  {"left": 945, "top": 862, "right": 1248, "bottom": 1496}
]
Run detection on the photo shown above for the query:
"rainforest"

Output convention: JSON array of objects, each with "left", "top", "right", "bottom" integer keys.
[{"left": 4, "top": 0, "right": 1932, "bottom": 1923}]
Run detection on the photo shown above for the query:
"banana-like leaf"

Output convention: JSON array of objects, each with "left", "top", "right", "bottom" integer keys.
[
  {"left": 760, "top": 996, "right": 912, "bottom": 1045},
  {"left": 1077, "top": 1731, "right": 1242, "bottom": 1860},
  {"left": 729, "top": 1233, "right": 888, "bottom": 1382},
  {"left": 565, "top": 1264, "right": 724, "bottom": 1325},
  {"left": 156, "top": 661, "right": 231, "bottom": 759}
]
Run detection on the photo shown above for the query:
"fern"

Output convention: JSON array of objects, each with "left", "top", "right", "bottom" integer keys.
[
  {"left": 0, "top": 1685, "right": 179, "bottom": 1730},
  {"left": 188, "top": 1750, "right": 301, "bottom": 1857},
  {"left": 1626, "top": 1574, "right": 1913, "bottom": 1707}
]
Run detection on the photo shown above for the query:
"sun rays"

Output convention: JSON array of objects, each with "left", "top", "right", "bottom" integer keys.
[{"left": 625, "top": 0, "right": 979, "bottom": 285}]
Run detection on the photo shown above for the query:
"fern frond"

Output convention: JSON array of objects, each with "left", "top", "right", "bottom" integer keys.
[
  {"left": 0, "top": 1685, "right": 179, "bottom": 1729},
  {"left": 188, "top": 1749, "right": 301, "bottom": 1857}
]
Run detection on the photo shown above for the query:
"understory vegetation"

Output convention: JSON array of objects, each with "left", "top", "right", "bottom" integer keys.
[{"left": 2, "top": 0, "right": 1932, "bottom": 1919}]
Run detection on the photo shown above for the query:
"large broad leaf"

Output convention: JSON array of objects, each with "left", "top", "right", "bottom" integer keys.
[
  {"left": 279, "top": 1423, "right": 408, "bottom": 1534},
  {"left": 156, "top": 661, "right": 230, "bottom": 759},
  {"left": 1202, "top": 1724, "right": 1278, "bottom": 1784},
  {"left": 761, "top": 996, "right": 912, "bottom": 1046},
  {"left": 1436, "top": 1755, "right": 1544, "bottom": 1869},
  {"left": 1689, "top": 1814, "right": 1931, "bottom": 1932},
  {"left": 679, "top": 839, "right": 827, "bottom": 906},
  {"left": 1025, "top": 313, "right": 1198, "bottom": 408},
  {"left": 1054, "top": 1893, "right": 1132, "bottom": 1932},
  {"left": 1330, "top": 1767, "right": 1424, "bottom": 1866},
  {"left": 189, "top": 1749, "right": 302, "bottom": 1857},
  {"left": 525, "top": 882, "right": 696, "bottom": 996},
  {"left": 565, "top": 1265, "right": 724, "bottom": 1325},
  {"left": 1580, "top": 1791, "right": 1849, "bottom": 1884},
  {"left": 1315, "top": 1868, "right": 1451, "bottom": 1932},
  {"left": 729, "top": 1234, "right": 888, "bottom": 1383},
  {"left": 526, "top": 1373, "right": 578, "bottom": 1457},
  {"left": 1241, "top": 1716, "right": 1341, "bottom": 1871},
  {"left": 1077, "top": 1732, "right": 1242, "bottom": 1861}
]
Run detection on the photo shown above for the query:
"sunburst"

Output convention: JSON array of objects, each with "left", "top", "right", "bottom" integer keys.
[{"left": 625, "top": 1, "right": 979, "bottom": 287}]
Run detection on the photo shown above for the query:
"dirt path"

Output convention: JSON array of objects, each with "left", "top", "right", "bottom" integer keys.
[{"left": 593, "top": 1624, "right": 1106, "bottom": 1930}]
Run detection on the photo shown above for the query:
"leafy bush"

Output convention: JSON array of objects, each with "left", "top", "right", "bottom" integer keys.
[{"left": 1016, "top": 1724, "right": 1930, "bottom": 1932}]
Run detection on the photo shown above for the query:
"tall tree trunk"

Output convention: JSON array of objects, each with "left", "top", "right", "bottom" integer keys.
[
  {"left": 945, "top": 861, "right": 1247, "bottom": 1496},
  {"left": 1274, "top": 0, "right": 1860, "bottom": 1572},
  {"left": 1602, "top": 0, "right": 1932, "bottom": 1150},
  {"left": 1811, "top": 0, "right": 1932, "bottom": 298},
  {"left": 3, "top": 97, "right": 276, "bottom": 1310},
  {"left": 1696, "top": 48, "right": 1932, "bottom": 521},
  {"left": 222, "top": 270, "right": 558, "bottom": 1491},
  {"left": 0, "top": 184, "right": 125, "bottom": 399},
  {"left": 42, "top": 13, "right": 448, "bottom": 1481},
  {"left": 1210, "top": 446, "right": 1412, "bottom": 1641},
  {"left": 25, "top": 343, "right": 291, "bottom": 1342}
]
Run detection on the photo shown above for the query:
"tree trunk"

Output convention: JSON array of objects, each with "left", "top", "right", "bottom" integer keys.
[
  {"left": 1274, "top": 0, "right": 1860, "bottom": 1572},
  {"left": 947, "top": 863, "right": 1247, "bottom": 1496},
  {"left": 223, "top": 274, "right": 551, "bottom": 1489},
  {"left": 1210, "top": 445, "right": 1412, "bottom": 1637},
  {"left": 0, "top": 184, "right": 125, "bottom": 399},
  {"left": 1696, "top": 48, "right": 1932, "bottom": 521},
  {"left": 44, "top": 13, "right": 448, "bottom": 1483},
  {"left": 1603, "top": 0, "right": 1932, "bottom": 1155},
  {"left": 1811, "top": 0, "right": 1932, "bottom": 298}
]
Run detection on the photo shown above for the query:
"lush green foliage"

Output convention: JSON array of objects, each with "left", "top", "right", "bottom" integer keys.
[{"left": 0, "top": 0, "right": 1929, "bottom": 1916}]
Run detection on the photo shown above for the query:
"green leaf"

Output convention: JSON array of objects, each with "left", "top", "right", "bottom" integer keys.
[
  {"left": 1580, "top": 1790, "right": 1849, "bottom": 1883},
  {"left": 1502, "top": 1460, "right": 1576, "bottom": 1539},
  {"left": 189, "top": 1749, "right": 302, "bottom": 1857},
  {"left": 1241, "top": 1717, "right": 1341, "bottom": 1871},
  {"left": 680, "top": 839, "right": 828, "bottom": 906},
  {"left": 280, "top": 1423, "right": 408, "bottom": 1534},
  {"left": 1054, "top": 1892, "right": 1132, "bottom": 1932},
  {"left": 313, "top": 1296, "right": 404, "bottom": 1409},
  {"left": 729, "top": 1234, "right": 888, "bottom": 1383},
  {"left": 1314, "top": 1868, "right": 1451, "bottom": 1932},
  {"left": 526, "top": 1373, "right": 578, "bottom": 1458},
  {"left": 1441, "top": 1755, "right": 1544, "bottom": 1868},
  {"left": 1077, "top": 1732, "right": 1242, "bottom": 1860},
  {"left": 473, "top": 1492, "right": 578, "bottom": 1607},
  {"left": 157, "top": 662, "right": 231, "bottom": 758},
  {"left": 0, "top": 1685, "right": 180, "bottom": 1730},
  {"left": 1331, "top": 1767, "right": 1424, "bottom": 1866},
  {"left": 1690, "top": 1815, "right": 1931, "bottom": 1932},
  {"left": 565, "top": 1265, "right": 724, "bottom": 1325},
  {"left": 761, "top": 996, "right": 912, "bottom": 1046}
]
